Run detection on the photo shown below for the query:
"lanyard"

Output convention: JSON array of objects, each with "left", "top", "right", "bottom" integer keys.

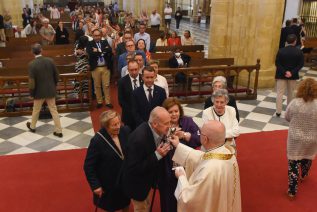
[{"left": 97, "top": 132, "right": 124, "bottom": 160}]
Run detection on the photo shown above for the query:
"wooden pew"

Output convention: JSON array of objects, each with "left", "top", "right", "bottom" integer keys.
[
  {"left": 1, "top": 56, "right": 76, "bottom": 68},
  {"left": 155, "top": 45, "right": 204, "bottom": 52},
  {"left": 157, "top": 58, "right": 234, "bottom": 68},
  {"left": 0, "top": 65, "right": 76, "bottom": 77},
  {"left": 151, "top": 51, "right": 205, "bottom": 60},
  {"left": 157, "top": 59, "right": 261, "bottom": 103}
]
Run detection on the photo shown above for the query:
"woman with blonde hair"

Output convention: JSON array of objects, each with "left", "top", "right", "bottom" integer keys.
[
  {"left": 285, "top": 78, "right": 317, "bottom": 199},
  {"left": 84, "top": 110, "right": 130, "bottom": 212}
]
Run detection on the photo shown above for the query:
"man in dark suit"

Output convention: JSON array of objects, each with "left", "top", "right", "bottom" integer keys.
[
  {"left": 169, "top": 48, "right": 192, "bottom": 90},
  {"left": 116, "top": 31, "right": 133, "bottom": 57},
  {"left": 122, "top": 107, "right": 172, "bottom": 212},
  {"left": 26, "top": 43, "right": 62, "bottom": 137},
  {"left": 275, "top": 34, "right": 304, "bottom": 117},
  {"left": 279, "top": 20, "right": 294, "bottom": 49},
  {"left": 131, "top": 66, "right": 167, "bottom": 127},
  {"left": 86, "top": 28, "right": 113, "bottom": 108},
  {"left": 118, "top": 60, "right": 143, "bottom": 130},
  {"left": 290, "top": 18, "right": 302, "bottom": 47}
]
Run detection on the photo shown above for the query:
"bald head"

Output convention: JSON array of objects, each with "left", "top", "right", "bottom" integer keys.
[
  {"left": 201, "top": 120, "right": 226, "bottom": 148},
  {"left": 149, "top": 107, "right": 171, "bottom": 136},
  {"left": 149, "top": 106, "right": 170, "bottom": 124}
]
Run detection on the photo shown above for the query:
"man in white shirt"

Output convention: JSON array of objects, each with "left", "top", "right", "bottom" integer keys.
[
  {"left": 164, "top": 4, "right": 172, "bottom": 29},
  {"left": 150, "top": 9, "right": 161, "bottom": 30},
  {"left": 134, "top": 23, "right": 151, "bottom": 51},
  {"left": 149, "top": 60, "right": 169, "bottom": 97},
  {"left": 101, "top": 27, "right": 113, "bottom": 47}
]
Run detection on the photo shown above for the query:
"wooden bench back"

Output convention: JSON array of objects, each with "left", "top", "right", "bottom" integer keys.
[
  {"left": 157, "top": 58, "right": 234, "bottom": 68},
  {"left": 151, "top": 51, "right": 205, "bottom": 60}
]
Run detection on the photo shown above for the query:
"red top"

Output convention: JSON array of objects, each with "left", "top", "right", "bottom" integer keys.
[{"left": 167, "top": 37, "right": 182, "bottom": 46}]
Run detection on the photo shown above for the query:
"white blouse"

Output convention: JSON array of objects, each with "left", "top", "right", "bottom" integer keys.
[{"left": 202, "top": 105, "right": 240, "bottom": 138}]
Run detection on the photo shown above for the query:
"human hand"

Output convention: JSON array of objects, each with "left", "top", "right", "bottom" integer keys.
[
  {"left": 169, "top": 135, "right": 180, "bottom": 147},
  {"left": 93, "top": 187, "right": 103, "bottom": 198},
  {"left": 174, "top": 166, "right": 186, "bottom": 178},
  {"left": 156, "top": 143, "right": 171, "bottom": 157},
  {"left": 93, "top": 47, "right": 98, "bottom": 52},
  {"left": 285, "top": 71, "right": 292, "bottom": 78}
]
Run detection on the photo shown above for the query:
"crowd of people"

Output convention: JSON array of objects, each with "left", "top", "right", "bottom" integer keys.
[{"left": 12, "top": 2, "right": 316, "bottom": 212}]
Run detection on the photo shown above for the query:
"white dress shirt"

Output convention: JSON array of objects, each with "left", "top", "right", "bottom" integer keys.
[
  {"left": 155, "top": 74, "right": 169, "bottom": 97},
  {"left": 134, "top": 32, "right": 151, "bottom": 50},
  {"left": 150, "top": 13, "right": 161, "bottom": 26},
  {"left": 129, "top": 75, "right": 141, "bottom": 90},
  {"left": 143, "top": 84, "right": 154, "bottom": 101}
]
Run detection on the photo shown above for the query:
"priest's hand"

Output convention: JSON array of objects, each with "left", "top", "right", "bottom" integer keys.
[
  {"left": 169, "top": 135, "right": 180, "bottom": 148},
  {"left": 174, "top": 166, "right": 186, "bottom": 178},
  {"left": 93, "top": 187, "right": 104, "bottom": 198}
]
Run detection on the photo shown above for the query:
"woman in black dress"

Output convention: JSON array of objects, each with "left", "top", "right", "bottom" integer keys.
[
  {"left": 84, "top": 110, "right": 130, "bottom": 212},
  {"left": 55, "top": 21, "right": 69, "bottom": 44}
]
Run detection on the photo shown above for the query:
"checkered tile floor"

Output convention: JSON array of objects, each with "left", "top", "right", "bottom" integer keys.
[
  {"left": 0, "top": 112, "right": 94, "bottom": 156},
  {"left": 1, "top": 21, "right": 317, "bottom": 156},
  {"left": 183, "top": 67, "right": 317, "bottom": 133}
]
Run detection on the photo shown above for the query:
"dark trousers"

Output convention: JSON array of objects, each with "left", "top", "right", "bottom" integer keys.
[
  {"left": 151, "top": 25, "right": 160, "bottom": 30},
  {"left": 176, "top": 19, "right": 181, "bottom": 29},
  {"left": 288, "top": 159, "right": 312, "bottom": 195}
]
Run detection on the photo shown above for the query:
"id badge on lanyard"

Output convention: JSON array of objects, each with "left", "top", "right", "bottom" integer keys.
[{"left": 96, "top": 42, "right": 105, "bottom": 65}]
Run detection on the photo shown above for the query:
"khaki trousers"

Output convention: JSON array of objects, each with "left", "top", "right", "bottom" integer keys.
[
  {"left": 31, "top": 98, "right": 62, "bottom": 133},
  {"left": 132, "top": 192, "right": 151, "bottom": 212},
  {"left": 0, "top": 29, "right": 5, "bottom": 41},
  {"left": 276, "top": 79, "right": 296, "bottom": 113},
  {"left": 91, "top": 66, "right": 111, "bottom": 104}
]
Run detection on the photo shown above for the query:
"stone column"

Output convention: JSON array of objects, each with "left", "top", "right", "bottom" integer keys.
[
  {"left": 208, "top": 0, "right": 285, "bottom": 88},
  {"left": 0, "top": 0, "right": 24, "bottom": 27}
]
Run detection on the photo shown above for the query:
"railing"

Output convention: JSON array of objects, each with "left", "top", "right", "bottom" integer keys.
[
  {"left": 159, "top": 59, "right": 261, "bottom": 103},
  {"left": 0, "top": 73, "right": 92, "bottom": 117}
]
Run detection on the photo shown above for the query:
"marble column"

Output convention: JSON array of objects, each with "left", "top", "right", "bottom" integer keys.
[
  {"left": 0, "top": 0, "right": 24, "bottom": 27},
  {"left": 208, "top": 0, "right": 285, "bottom": 88}
]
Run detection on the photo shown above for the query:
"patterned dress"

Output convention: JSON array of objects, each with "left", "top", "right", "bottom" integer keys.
[{"left": 74, "top": 48, "right": 89, "bottom": 95}]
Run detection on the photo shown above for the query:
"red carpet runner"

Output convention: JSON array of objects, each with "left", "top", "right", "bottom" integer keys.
[{"left": 0, "top": 130, "right": 315, "bottom": 212}]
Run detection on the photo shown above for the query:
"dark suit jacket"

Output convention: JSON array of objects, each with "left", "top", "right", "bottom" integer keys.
[
  {"left": 86, "top": 39, "right": 113, "bottom": 71},
  {"left": 122, "top": 122, "right": 162, "bottom": 201},
  {"left": 168, "top": 53, "right": 191, "bottom": 68},
  {"left": 118, "top": 74, "right": 143, "bottom": 129},
  {"left": 275, "top": 45, "right": 304, "bottom": 80},
  {"left": 279, "top": 26, "right": 294, "bottom": 48},
  {"left": 116, "top": 42, "right": 127, "bottom": 59},
  {"left": 83, "top": 126, "right": 130, "bottom": 210},
  {"left": 28, "top": 56, "right": 59, "bottom": 99},
  {"left": 290, "top": 24, "right": 302, "bottom": 46},
  {"left": 132, "top": 85, "right": 167, "bottom": 127},
  {"left": 204, "top": 95, "right": 240, "bottom": 122}
]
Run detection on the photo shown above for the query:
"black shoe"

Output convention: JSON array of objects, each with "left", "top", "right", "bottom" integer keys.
[
  {"left": 53, "top": 132, "right": 63, "bottom": 138},
  {"left": 105, "top": 103, "right": 114, "bottom": 109},
  {"left": 276, "top": 113, "right": 281, "bottom": 117},
  {"left": 97, "top": 103, "right": 103, "bottom": 108},
  {"left": 26, "top": 122, "right": 36, "bottom": 133}
]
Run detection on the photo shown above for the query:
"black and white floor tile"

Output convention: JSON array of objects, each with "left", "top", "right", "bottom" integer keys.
[
  {"left": 0, "top": 112, "right": 94, "bottom": 156},
  {"left": 1, "top": 21, "right": 317, "bottom": 156}
]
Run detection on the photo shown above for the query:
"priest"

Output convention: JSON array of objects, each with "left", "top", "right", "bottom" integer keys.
[{"left": 169, "top": 120, "right": 242, "bottom": 212}]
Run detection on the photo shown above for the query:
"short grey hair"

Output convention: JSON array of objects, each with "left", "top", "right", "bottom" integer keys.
[
  {"left": 31, "top": 43, "right": 42, "bottom": 55},
  {"left": 149, "top": 106, "right": 166, "bottom": 124},
  {"left": 211, "top": 89, "right": 229, "bottom": 104},
  {"left": 99, "top": 110, "right": 121, "bottom": 128},
  {"left": 212, "top": 76, "right": 227, "bottom": 89}
]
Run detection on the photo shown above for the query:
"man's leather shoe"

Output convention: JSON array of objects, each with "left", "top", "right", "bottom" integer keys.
[
  {"left": 105, "top": 103, "right": 114, "bottom": 109},
  {"left": 26, "top": 122, "right": 36, "bottom": 133},
  {"left": 97, "top": 103, "right": 103, "bottom": 108},
  {"left": 53, "top": 132, "right": 63, "bottom": 138}
]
